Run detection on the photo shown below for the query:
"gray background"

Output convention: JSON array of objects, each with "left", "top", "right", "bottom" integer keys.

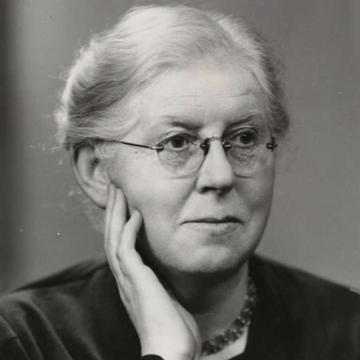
[{"left": 1, "top": 0, "right": 359, "bottom": 294}]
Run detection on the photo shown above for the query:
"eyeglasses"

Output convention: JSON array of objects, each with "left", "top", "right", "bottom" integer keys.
[{"left": 106, "top": 122, "right": 278, "bottom": 178}]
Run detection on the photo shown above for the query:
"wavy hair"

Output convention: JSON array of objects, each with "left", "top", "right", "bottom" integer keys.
[{"left": 55, "top": 4, "right": 289, "bottom": 154}]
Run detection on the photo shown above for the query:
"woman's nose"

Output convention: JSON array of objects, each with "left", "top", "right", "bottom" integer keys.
[{"left": 195, "top": 140, "right": 235, "bottom": 194}]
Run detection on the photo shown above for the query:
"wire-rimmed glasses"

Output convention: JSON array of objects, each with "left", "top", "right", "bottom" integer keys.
[{"left": 100, "top": 121, "right": 277, "bottom": 178}]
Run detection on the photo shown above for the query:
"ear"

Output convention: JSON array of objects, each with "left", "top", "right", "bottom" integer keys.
[{"left": 71, "top": 146, "right": 110, "bottom": 209}]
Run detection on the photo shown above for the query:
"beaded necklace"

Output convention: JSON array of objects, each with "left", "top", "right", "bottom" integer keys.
[{"left": 201, "top": 276, "right": 257, "bottom": 356}]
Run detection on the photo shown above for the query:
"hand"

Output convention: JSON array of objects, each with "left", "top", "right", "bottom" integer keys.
[{"left": 104, "top": 184, "right": 201, "bottom": 360}]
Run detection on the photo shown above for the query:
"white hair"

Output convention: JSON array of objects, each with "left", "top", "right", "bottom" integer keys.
[{"left": 56, "top": 4, "right": 289, "bottom": 154}]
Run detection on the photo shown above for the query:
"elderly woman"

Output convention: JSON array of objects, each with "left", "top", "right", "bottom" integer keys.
[{"left": 0, "top": 4, "right": 359, "bottom": 360}]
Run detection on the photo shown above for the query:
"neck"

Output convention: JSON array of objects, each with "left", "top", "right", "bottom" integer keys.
[{"left": 163, "top": 263, "right": 249, "bottom": 341}]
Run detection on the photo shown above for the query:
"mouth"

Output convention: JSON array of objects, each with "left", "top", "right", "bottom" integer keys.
[
  {"left": 181, "top": 216, "right": 242, "bottom": 236},
  {"left": 182, "top": 216, "right": 241, "bottom": 224}
]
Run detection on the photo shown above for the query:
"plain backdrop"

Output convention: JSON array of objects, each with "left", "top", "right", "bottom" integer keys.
[{"left": 1, "top": 0, "right": 359, "bottom": 294}]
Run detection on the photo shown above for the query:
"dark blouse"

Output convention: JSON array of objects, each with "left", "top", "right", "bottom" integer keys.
[{"left": 0, "top": 255, "right": 359, "bottom": 359}]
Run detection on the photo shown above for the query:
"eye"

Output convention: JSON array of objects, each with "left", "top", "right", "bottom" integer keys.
[
  {"left": 228, "top": 128, "right": 258, "bottom": 148},
  {"left": 161, "top": 134, "right": 194, "bottom": 151}
]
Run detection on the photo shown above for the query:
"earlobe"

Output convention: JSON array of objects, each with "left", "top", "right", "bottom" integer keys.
[{"left": 71, "top": 146, "right": 110, "bottom": 209}]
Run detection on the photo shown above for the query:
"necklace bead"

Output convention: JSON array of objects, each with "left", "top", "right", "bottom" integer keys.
[{"left": 201, "top": 276, "right": 257, "bottom": 356}]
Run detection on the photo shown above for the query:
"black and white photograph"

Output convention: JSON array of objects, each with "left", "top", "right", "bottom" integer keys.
[{"left": 0, "top": 1, "right": 359, "bottom": 359}]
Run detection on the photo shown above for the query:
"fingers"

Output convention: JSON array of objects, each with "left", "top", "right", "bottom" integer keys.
[
  {"left": 105, "top": 184, "right": 127, "bottom": 254},
  {"left": 121, "top": 210, "right": 142, "bottom": 250},
  {"left": 104, "top": 184, "right": 143, "bottom": 274},
  {"left": 117, "top": 209, "right": 143, "bottom": 272}
]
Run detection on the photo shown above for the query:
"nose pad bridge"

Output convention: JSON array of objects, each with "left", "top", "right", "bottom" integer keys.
[{"left": 199, "top": 136, "right": 232, "bottom": 156}]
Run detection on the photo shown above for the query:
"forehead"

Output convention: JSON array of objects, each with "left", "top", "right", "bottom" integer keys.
[{"left": 132, "top": 63, "right": 266, "bottom": 136}]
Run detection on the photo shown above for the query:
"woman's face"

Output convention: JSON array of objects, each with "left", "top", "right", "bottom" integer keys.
[{"left": 107, "top": 61, "right": 276, "bottom": 277}]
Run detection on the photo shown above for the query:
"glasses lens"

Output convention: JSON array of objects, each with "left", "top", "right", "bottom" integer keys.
[
  {"left": 158, "top": 141, "right": 203, "bottom": 177},
  {"left": 227, "top": 124, "right": 272, "bottom": 177}
]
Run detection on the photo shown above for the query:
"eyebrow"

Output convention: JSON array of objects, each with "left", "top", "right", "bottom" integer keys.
[{"left": 226, "top": 112, "right": 266, "bottom": 128}]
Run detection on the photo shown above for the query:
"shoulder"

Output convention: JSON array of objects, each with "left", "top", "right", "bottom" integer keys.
[
  {"left": 17, "top": 256, "right": 109, "bottom": 291},
  {"left": 247, "top": 255, "right": 360, "bottom": 358},
  {"left": 0, "top": 256, "right": 113, "bottom": 320},
  {"left": 0, "top": 257, "right": 137, "bottom": 359},
  {"left": 250, "top": 255, "right": 360, "bottom": 342},
  {"left": 0, "top": 256, "right": 110, "bottom": 316},
  {"left": 250, "top": 254, "right": 360, "bottom": 305}
]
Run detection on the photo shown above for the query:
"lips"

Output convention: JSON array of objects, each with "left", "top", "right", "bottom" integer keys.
[
  {"left": 180, "top": 215, "right": 242, "bottom": 236},
  {"left": 182, "top": 216, "right": 241, "bottom": 224}
]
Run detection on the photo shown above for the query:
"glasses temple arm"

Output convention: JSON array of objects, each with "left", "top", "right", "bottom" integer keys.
[{"left": 108, "top": 140, "right": 164, "bottom": 151}]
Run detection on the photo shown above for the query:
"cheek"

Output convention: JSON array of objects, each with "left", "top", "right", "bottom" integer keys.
[
  {"left": 124, "top": 176, "right": 192, "bottom": 260},
  {"left": 241, "top": 162, "right": 275, "bottom": 225},
  {"left": 108, "top": 155, "right": 189, "bottom": 232}
]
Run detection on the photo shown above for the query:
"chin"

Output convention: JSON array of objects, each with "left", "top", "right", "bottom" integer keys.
[
  {"left": 162, "top": 241, "right": 255, "bottom": 279},
  {"left": 139, "top": 226, "right": 262, "bottom": 279}
]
